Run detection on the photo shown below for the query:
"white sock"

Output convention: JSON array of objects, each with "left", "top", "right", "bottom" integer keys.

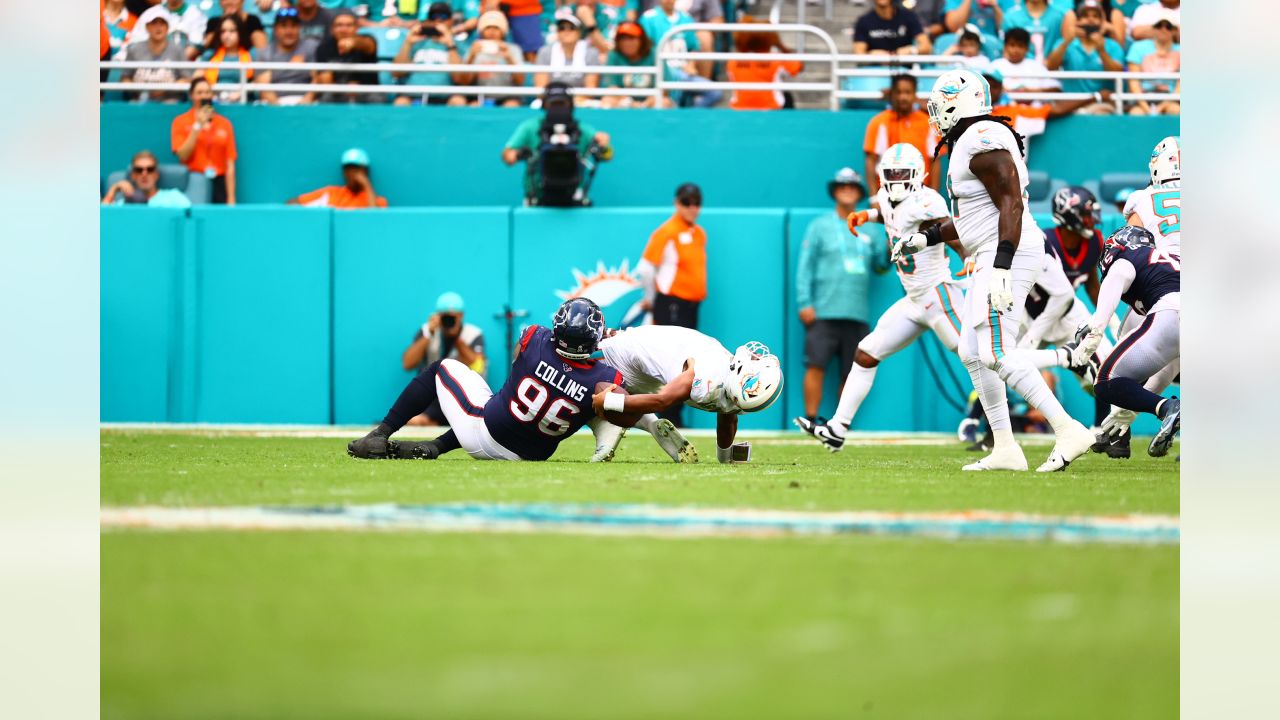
[
  {"left": 999, "top": 350, "right": 1069, "bottom": 425},
  {"left": 963, "top": 355, "right": 1012, "bottom": 432},
  {"left": 587, "top": 416, "right": 625, "bottom": 455},
  {"left": 636, "top": 414, "right": 658, "bottom": 433},
  {"left": 830, "top": 363, "right": 877, "bottom": 434},
  {"left": 992, "top": 428, "right": 1017, "bottom": 451}
]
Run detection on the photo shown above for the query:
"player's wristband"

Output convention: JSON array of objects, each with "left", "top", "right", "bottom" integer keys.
[
  {"left": 603, "top": 392, "right": 626, "bottom": 414},
  {"left": 866, "top": 208, "right": 880, "bottom": 223},
  {"left": 993, "top": 240, "right": 1017, "bottom": 270},
  {"left": 922, "top": 223, "right": 944, "bottom": 247},
  {"left": 717, "top": 445, "right": 733, "bottom": 464}
]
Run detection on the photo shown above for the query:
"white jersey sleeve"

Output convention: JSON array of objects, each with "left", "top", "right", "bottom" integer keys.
[
  {"left": 880, "top": 187, "right": 957, "bottom": 300},
  {"left": 1123, "top": 184, "right": 1181, "bottom": 252},
  {"left": 687, "top": 354, "right": 738, "bottom": 414},
  {"left": 945, "top": 121, "right": 1039, "bottom": 256}
]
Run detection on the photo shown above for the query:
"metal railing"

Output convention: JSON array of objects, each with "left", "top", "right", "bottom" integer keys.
[{"left": 99, "top": 26, "right": 1179, "bottom": 113}]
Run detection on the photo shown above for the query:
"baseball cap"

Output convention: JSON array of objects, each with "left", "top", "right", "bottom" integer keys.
[
  {"left": 478, "top": 10, "right": 509, "bottom": 35},
  {"left": 341, "top": 147, "right": 370, "bottom": 168},
  {"left": 615, "top": 21, "right": 644, "bottom": 38},
  {"left": 426, "top": 2, "right": 453, "bottom": 20},
  {"left": 1075, "top": 0, "right": 1102, "bottom": 11},
  {"left": 137, "top": 5, "right": 176, "bottom": 27},
  {"left": 435, "top": 291, "right": 465, "bottom": 313},
  {"left": 675, "top": 182, "right": 702, "bottom": 205},
  {"left": 275, "top": 7, "right": 300, "bottom": 23},
  {"left": 555, "top": 8, "right": 583, "bottom": 29}
]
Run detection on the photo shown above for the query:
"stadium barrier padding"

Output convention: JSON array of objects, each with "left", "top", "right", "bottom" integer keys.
[
  {"left": 100, "top": 105, "right": 1179, "bottom": 208},
  {"left": 102, "top": 206, "right": 1163, "bottom": 433}
]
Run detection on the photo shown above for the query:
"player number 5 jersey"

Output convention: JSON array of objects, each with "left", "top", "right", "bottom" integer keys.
[
  {"left": 945, "top": 120, "right": 1041, "bottom": 255},
  {"left": 876, "top": 187, "right": 954, "bottom": 300},
  {"left": 1123, "top": 183, "right": 1181, "bottom": 252}
]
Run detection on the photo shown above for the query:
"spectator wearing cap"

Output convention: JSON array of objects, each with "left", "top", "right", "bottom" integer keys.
[
  {"left": 863, "top": 74, "right": 943, "bottom": 195},
  {"left": 501, "top": 83, "right": 614, "bottom": 199},
  {"left": 726, "top": 25, "right": 803, "bottom": 111},
  {"left": 640, "top": 0, "right": 720, "bottom": 108},
  {"left": 601, "top": 22, "right": 658, "bottom": 108},
  {"left": 101, "top": 150, "right": 191, "bottom": 207},
  {"left": 504, "top": 0, "right": 546, "bottom": 60},
  {"left": 315, "top": 11, "right": 382, "bottom": 103},
  {"left": 1001, "top": 0, "right": 1066, "bottom": 64},
  {"left": 392, "top": 3, "right": 469, "bottom": 106},
  {"left": 1126, "top": 17, "right": 1179, "bottom": 115},
  {"left": 256, "top": 8, "right": 320, "bottom": 106},
  {"left": 171, "top": 77, "right": 237, "bottom": 204},
  {"left": 1060, "top": 0, "right": 1127, "bottom": 46},
  {"left": 203, "top": 0, "right": 268, "bottom": 53},
  {"left": 453, "top": 0, "right": 501, "bottom": 39},
  {"left": 638, "top": 182, "right": 708, "bottom": 426},
  {"left": 458, "top": 11, "right": 527, "bottom": 106},
  {"left": 293, "top": 0, "right": 335, "bottom": 43},
  {"left": 121, "top": 6, "right": 190, "bottom": 102},
  {"left": 535, "top": 9, "right": 603, "bottom": 92},
  {"left": 1130, "top": 0, "right": 1178, "bottom": 41},
  {"left": 796, "top": 167, "right": 877, "bottom": 426},
  {"left": 287, "top": 148, "right": 388, "bottom": 209},
  {"left": 943, "top": 0, "right": 1003, "bottom": 41},
  {"left": 1046, "top": 0, "right": 1123, "bottom": 113},
  {"left": 403, "top": 291, "right": 488, "bottom": 427},
  {"left": 990, "top": 27, "right": 1060, "bottom": 93},
  {"left": 853, "top": 0, "right": 932, "bottom": 56},
  {"left": 940, "top": 28, "right": 992, "bottom": 71}
]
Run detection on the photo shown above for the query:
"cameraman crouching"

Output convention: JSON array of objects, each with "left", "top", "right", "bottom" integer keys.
[{"left": 501, "top": 82, "right": 612, "bottom": 207}]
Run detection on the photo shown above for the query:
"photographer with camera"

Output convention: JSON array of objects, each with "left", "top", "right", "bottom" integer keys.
[
  {"left": 501, "top": 82, "right": 613, "bottom": 206},
  {"left": 401, "top": 291, "right": 488, "bottom": 427},
  {"left": 391, "top": 2, "right": 468, "bottom": 106}
]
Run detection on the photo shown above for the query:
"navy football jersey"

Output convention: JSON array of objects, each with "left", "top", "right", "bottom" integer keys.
[
  {"left": 1045, "top": 227, "right": 1104, "bottom": 289},
  {"left": 1116, "top": 246, "right": 1180, "bottom": 316},
  {"left": 483, "top": 326, "right": 623, "bottom": 461}
]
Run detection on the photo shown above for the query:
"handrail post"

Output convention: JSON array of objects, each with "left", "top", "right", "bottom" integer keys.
[{"left": 1113, "top": 75, "right": 1123, "bottom": 114}]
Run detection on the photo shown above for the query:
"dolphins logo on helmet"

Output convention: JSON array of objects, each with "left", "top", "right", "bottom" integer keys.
[{"left": 725, "top": 341, "right": 783, "bottom": 413}]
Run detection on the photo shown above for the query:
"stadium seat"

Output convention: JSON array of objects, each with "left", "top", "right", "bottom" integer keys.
[
  {"left": 104, "top": 165, "right": 213, "bottom": 205},
  {"left": 1025, "top": 170, "right": 1054, "bottom": 215},
  {"left": 1099, "top": 172, "right": 1149, "bottom": 205}
]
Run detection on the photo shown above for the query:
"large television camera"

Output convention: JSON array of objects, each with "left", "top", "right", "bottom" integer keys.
[{"left": 520, "top": 82, "right": 609, "bottom": 207}]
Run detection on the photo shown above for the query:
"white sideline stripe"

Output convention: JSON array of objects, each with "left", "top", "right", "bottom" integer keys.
[
  {"left": 101, "top": 504, "right": 1179, "bottom": 545},
  {"left": 99, "top": 423, "right": 1059, "bottom": 446}
]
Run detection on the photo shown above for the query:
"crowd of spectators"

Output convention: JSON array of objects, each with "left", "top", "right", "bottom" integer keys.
[{"left": 101, "top": 0, "right": 1178, "bottom": 113}]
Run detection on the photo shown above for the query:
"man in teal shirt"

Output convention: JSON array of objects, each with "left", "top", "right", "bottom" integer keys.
[{"left": 796, "top": 168, "right": 883, "bottom": 424}]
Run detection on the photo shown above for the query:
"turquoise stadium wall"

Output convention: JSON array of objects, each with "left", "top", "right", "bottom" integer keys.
[{"left": 101, "top": 107, "right": 1176, "bottom": 432}]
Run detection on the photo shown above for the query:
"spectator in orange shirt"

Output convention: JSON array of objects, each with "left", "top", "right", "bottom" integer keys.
[
  {"left": 726, "top": 24, "right": 803, "bottom": 111},
  {"left": 863, "top": 74, "right": 943, "bottom": 195},
  {"left": 637, "top": 182, "right": 708, "bottom": 426},
  {"left": 287, "top": 148, "right": 388, "bottom": 209},
  {"left": 171, "top": 78, "right": 238, "bottom": 204}
]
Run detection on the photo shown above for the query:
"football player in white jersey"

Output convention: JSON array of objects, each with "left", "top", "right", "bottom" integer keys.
[
  {"left": 794, "top": 143, "right": 971, "bottom": 452},
  {"left": 1093, "top": 135, "right": 1181, "bottom": 456},
  {"left": 894, "top": 69, "right": 1095, "bottom": 472},
  {"left": 589, "top": 325, "right": 783, "bottom": 464}
]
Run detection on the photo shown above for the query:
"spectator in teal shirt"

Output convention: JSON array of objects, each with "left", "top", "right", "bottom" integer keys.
[
  {"left": 391, "top": 3, "right": 469, "bottom": 105},
  {"left": 639, "top": 0, "right": 720, "bottom": 107},
  {"left": 1046, "top": 1, "right": 1124, "bottom": 97},
  {"left": 796, "top": 168, "right": 883, "bottom": 424},
  {"left": 1002, "top": 0, "right": 1067, "bottom": 63}
]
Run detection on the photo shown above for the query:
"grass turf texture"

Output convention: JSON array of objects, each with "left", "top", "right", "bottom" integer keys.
[{"left": 102, "top": 431, "right": 1179, "bottom": 718}]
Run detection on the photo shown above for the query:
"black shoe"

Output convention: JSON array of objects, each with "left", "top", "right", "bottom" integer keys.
[
  {"left": 348, "top": 432, "right": 393, "bottom": 459},
  {"left": 793, "top": 416, "right": 845, "bottom": 453},
  {"left": 390, "top": 440, "right": 441, "bottom": 460},
  {"left": 966, "top": 429, "right": 994, "bottom": 452},
  {"left": 1148, "top": 397, "right": 1180, "bottom": 457}
]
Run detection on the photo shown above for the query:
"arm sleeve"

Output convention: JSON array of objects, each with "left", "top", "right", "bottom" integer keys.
[
  {"left": 795, "top": 222, "right": 817, "bottom": 308},
  {"left": 1089, "top": 259, "right": 1136, "bottom": 327}
]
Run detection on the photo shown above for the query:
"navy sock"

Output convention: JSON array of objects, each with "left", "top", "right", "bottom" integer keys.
[
  {"left": 431, "top": 430, "right": 461, "bottom": 455},
  {"left": 381, "top": 362, "right": 442, "bottom": 432},
  {"left": 1093, "top": 394, "right": 1109, "bottom": 427},
  {"left": 1094, "top": 378, "right": 1163, "bottom": 416}
]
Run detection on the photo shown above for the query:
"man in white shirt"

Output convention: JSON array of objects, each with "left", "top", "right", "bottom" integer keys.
[{"left": 989, "top": 27, "right": 1060, "bottom": 93}]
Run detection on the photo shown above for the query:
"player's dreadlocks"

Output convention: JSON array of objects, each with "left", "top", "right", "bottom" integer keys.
[{"left": 935, "top": 115, "right": 1027, "bottom": 160}]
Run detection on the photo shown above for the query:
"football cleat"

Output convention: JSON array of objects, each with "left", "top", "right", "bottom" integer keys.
[
  {"left": 390, "top": 440, "right": 441, "bottom": 460},
  {"left": 966, "top": 429, "right": 994, "bottom": 452},
  {"left": 347, "top": 431, "right": 394, "bottom": 459},
  {"left": 1148, "top": 397, "right": 1180, "bottom": 457},
  {"left": 963, "top": 444, "right": 1028, "bottom": 471},
  {"left": 651, "top": 419, "right": 697, "bottom": 463},
  {"left": 1092, "top": 431, "right": 1131, "bottom": 459},
  {"left": 794, "top": 416, "right": 846, "bottom": 453},
  {"left": 1036, "top": 421, "right": 1096, "bottom": 472}
]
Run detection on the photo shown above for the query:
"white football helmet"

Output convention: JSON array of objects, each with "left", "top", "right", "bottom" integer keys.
[
  {"left": 926, "top": 69, "right": 992, "bottom": 135},
  {"left": 726, "top": 341, "right": 783, "bottom": 413},
  {"left": 1149, "top": 135, "right": 1180, "bottom": 188},
  {"left": 877, "top": 143, "right": 926, "bottom": 203}
]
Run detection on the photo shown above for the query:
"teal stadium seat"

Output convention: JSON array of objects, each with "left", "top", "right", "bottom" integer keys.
[
  {"left": 1099, "top": 172, "right": 1150, "bottom": 205},
  {"left": 104, "top": 164, "right": 213, "bottom": 205}
]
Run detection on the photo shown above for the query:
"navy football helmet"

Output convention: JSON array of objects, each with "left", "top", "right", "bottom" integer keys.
[
  {"left": 552, "top": 297, "right": 605, "bottom": 360},
  {"left": 1099, "top": 225, "right": 1156, "bottom": 278},
  {"left": 1051, "top": 186, "right": 1100, "bottom": 234}
]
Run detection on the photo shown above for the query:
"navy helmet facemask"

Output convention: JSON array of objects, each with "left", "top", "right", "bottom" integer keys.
[{"left": 552, "top": 297, "right": 605, "bottom": 360}]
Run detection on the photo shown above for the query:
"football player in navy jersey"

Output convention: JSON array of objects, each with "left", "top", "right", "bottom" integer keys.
[
  {"left": 347, "top": 298, "right": 624, "bottom": 462},
  {"left": 1066, "top": 226, "right": 1180, "bottom": 457}
]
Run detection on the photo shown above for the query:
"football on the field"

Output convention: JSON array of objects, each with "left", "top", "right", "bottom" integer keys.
[{"left": 595, "top": 382, "right": 642, "bottom": 428}]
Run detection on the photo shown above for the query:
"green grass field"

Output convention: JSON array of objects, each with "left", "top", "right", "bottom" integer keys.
[{"left": 101, "top": 429, "right": 1179, "bottom": 719}]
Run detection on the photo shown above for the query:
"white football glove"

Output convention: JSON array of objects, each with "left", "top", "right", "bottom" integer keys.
[
  {"left": 890, "top": 233, "right": 928, "bottom": 264},
  {"left": 1101, "top": 408, "right": 1136, "bottom": 438},
  {"left": 1070, "top": 324, "right": 1105, "bottom": 368},
  {"left": 987, "top": 268, "right": 1014, "bottom": 315}
]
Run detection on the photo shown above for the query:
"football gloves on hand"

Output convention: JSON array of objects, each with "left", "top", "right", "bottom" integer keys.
[
  {"left": 846, "top": 210, "right": 871, "bottom": 235},
  {"left": 1070, "top": 323, "right": 1105, "bottom": 368},
  {"left": 890, "top": 233, "right": 928, "bottom": 264},
  {"left": 987, "top": 268, "right": 1015, "bottom": 315}
]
